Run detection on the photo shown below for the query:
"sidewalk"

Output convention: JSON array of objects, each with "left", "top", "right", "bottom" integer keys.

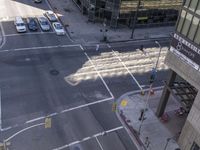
[
  {"left": 47, "top": 0, "right": 174, "bottom": 44},
  {"left": 116, "top": 88, "right": 184, "bottom": 150}
]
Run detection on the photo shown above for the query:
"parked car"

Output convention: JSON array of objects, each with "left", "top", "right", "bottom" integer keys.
[
  {"left": 14, "top": 16, "right": 26, "bottom": 33},
  {"left": 44, "top": 11, "right": 57, "bottom": 22},
  {"left": 37, "top": 17, "right": 50, "bottom": 31},
  {"left": 26, "top": 17, "right": 38, "bottom": 31},
  {"left": 52, "top": 22, "right": 65, "bottom": 35},
  {"left": 34, "top": 0, "right": 42, "bottom": 3}
]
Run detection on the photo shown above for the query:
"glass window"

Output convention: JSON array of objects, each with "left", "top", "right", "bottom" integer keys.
[
  {"left": 184, "top": 0, "right": 191, "bottom": 8},
  {"left": 188, "top": 17, "right": 199, "bottom": 41},
  {"left": 194, "top": 25, "right": 200, "bottom": 45},
  {"left": 177, "top": 10, "right": 186, "bottom": 32},
  {"left": 181, "top": 13, "right": 193, "bottom": 36},
  {"left": 196, "top": 1, "right": 200, "bottom": 15},
  {"left": 189, "top": 0, "right": 198, "bottom": 11}
]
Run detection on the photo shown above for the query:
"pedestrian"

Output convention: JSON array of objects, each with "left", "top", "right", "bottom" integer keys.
[
  {"left": 139, "top": 109, "right": 145, "bottom": 121},
  {"left": 96, "top": 44, "right": 100, "bottom": 51},
  {"left": 145, "top": 137, "right": 150, "bottom": 148}
]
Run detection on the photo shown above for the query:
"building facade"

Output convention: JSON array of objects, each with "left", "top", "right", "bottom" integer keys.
[
  {"left": 156, "top": 0, "right": 200, "bottom": 149},
  {"left": 73, "top": 0, "right": 182, "bottom": 28}
]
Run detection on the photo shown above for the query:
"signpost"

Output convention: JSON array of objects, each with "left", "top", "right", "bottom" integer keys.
[{"left": 45, "top": 118, "right": 52, "bottom": 128}]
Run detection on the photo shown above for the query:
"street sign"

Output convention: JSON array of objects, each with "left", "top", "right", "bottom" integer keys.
[
  {"left": 112, "top": 102, "right": 117, "bottom": 112},
  {"left": 120, "top": 100, "right": 128, "bottom": 107},
  {"left": 45, "top": 118, "right": 52, "bottom": 128}
]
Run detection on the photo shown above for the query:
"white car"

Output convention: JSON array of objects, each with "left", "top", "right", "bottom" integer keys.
[
  {"left": 52, "top": 22, "right": 65, "bottom": 35},
  {"left": 37, "top": 17, "right": 50, "bottom": 31},
  {"left": 44, "top": 11, "right": 57, "bottom": 22},
  {"left": 14, "top": 16, "right": 26, "bottom": 33}
]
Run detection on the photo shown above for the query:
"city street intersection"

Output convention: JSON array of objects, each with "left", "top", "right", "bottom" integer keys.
[{"left": 0, "top": 0, "right": 171, "bottom": 149}]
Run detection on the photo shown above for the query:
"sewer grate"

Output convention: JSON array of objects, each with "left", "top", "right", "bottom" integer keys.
[{"left": 50, "top": 69, "right": 59, "bottom": 76}]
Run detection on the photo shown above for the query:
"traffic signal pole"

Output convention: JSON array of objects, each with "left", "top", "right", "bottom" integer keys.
[{"left": 138, "top": 41, "right": 162, "bottom": 135}]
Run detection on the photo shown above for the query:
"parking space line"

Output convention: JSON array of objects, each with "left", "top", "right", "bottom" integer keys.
[
  {"left": 79, "top": 45, "right": 114, "bottom": 99},
  {"left": 53, "top": 126, "right": 123, "bottom": 150},
  {"left": 107, "top": 44, "right": 143, "bottom": 91},
  {"left": 4, "top": 31, "right": 55, "bottom": 37},
  {"left": 96, "top": 137, "right": 104, "bottom": 150}
]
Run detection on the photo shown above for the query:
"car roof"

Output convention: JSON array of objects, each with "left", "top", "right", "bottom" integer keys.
[
  {"left": 46, "top": 11, "right": 54, "bottom": 14},
  {"left": 53, "top": 22, "right": 61, "bottom": 25},
  {"left": 15, "top": 16, "right": 24, "bottom": 23},
  {"left": 38, "top": 17, "right": 47, "bottom": 21}
]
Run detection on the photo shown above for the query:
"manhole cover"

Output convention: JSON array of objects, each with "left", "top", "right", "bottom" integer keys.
[{"left": 50, "top": 69, "right": 59, "bottom": 76}]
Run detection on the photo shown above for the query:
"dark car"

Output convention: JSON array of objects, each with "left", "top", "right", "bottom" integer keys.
[{"left": 26, "top": 17, "right": 38, "bottom": 31}]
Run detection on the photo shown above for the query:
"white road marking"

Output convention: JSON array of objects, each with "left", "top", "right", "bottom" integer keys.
[
  {"left": 82, "top": 137, "right": 90, "bottom": 141},
  {"left": 53, "top": 126, "right": 123, "bottom": 150},
  {"left": 25, "top": 116, "right": 45, "bottom": 124},
  {"left": 108, "top": 44, "right": 143, "bottom": 90},
  {"left": 60, "top": 97, "right": 113, "bottom": 113},
  {"left": 1, "top": 97, "right": 114, "bottom": 131},
  {"left": 0, "top": 89, "right": 2, "bottom": 130},
  {"left": 96, "top": 137, "right": 104, "bottom": 150},
  {"left": 23, "top": 97, "right": 113, "bottom": 126},
  {"left": 80, "top": 45, "right": 114, "bottom": 99},
  {"left": 0, "top": 44, "right": 80, "bottom": 52},
  {"left": 4, "top": 31, "right": 55, "bottom": 37},
  {"left": 4, "top": 123, "right": 45, "bottom": 142}
]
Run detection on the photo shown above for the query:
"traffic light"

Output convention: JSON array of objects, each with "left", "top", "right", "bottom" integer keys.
[
  {"left": 149, "top": 68, "right": 156, "bottom": 84},
  {"left": 140, "top": 45, "right": 144, "bottom": 51},
  {"left": 149, "top": 74, "right": 155, "bottom": 84}
]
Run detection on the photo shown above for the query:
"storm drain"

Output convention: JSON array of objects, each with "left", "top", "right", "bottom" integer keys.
[{"left": 50, "top": 69, "right": 59, "bottom": 76}]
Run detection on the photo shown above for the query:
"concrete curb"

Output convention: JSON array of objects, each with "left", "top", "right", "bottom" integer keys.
[
  {"left": 116, "top": 86, "right": 163, "bottom": 150},
  {"left": 0, "top": 22, "right": 5, "bottom": 49}
]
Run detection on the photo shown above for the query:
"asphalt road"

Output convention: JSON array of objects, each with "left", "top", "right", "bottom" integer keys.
[{"left": 0, "top": 0, "right": 171, "bottom": 150}]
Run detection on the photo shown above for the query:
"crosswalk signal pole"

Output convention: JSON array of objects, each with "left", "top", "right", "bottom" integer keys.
[{"left": 138, "top": 41, "right": 162, "bottom": 135}]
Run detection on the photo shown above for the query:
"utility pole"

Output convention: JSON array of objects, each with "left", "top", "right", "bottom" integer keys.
[
  {"left": 130, "top": 0, "right": 141, "bottom": 39},
  {"left": 138, "top": 41, "right": 162, "bottom": 135}
]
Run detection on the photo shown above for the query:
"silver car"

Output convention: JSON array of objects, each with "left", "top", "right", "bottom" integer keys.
[
  {"left": 37, "top": 17, "right": 50, "bottom": 31},
  {"left": 44, "top": 11, "right": 57, "bottom": 22}
]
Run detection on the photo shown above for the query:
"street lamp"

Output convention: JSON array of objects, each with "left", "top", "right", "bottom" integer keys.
[
  {"left": 130, "top": 0, "right": 141, "bottom": 39},
  {"left": 138, "top": 41, "right": 162, "bottom": 135},
  {"left": 155, "top": 41, "right": 162, "bottom": 70}
]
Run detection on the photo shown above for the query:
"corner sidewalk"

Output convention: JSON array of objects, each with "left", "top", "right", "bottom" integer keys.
[
  {"left": 116, "top": 87, "right": 183, "bottom": 150},
  {"left": 47, "top": 0, "right": 174, "bottom": 44}
]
